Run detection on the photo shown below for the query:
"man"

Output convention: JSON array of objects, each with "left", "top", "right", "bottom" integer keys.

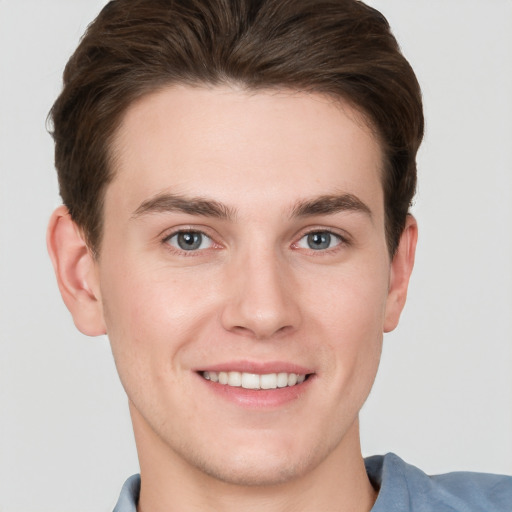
[{"left": 46, "top": 0, "right": 512, "bottom": 510}]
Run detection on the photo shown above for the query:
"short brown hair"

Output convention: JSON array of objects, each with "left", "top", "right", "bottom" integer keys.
[{"left": 50, "top": 0, "right": 423, "bottom": 257}]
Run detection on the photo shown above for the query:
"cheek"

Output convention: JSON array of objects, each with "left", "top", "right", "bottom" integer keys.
[
  {"left": 303, "top": 260, "right": 388, "bottom": 388},
  {"left": 306, "top": 258, "right": 389, "bottom": 335},
  {"left": 99, "top": 260, "right": 222, "bottom": 371},
  {"left": 99, "top": 273, "right": 195, "bottom": 413}
]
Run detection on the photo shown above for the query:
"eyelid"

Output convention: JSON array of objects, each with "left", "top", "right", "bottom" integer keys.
[
  {"left": 292, "top": 227, "right": 350, "bottom": 251},
  {"left": 161, "top": 226, "right": 223, "bottom": 254},
  {"left": 160, "top": 224, "right": 217, "bottom": 240},
  {"left": 158, "top": 225, "right": 350, "bottom": 254}
]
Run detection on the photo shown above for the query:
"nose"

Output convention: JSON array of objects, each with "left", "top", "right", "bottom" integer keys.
[{"left": 220, "top": 249, "right": 301, "bottom": 340}]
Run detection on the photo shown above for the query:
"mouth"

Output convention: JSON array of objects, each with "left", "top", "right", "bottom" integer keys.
[
  {"left": 196, "top": 364, "right": 315, "bottom": 407},
  {"left": 200, "top": 371, "right": 309, "bottom": 390}
]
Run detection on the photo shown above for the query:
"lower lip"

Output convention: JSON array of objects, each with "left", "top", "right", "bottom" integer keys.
[{"left": 197, "top": 373, "right": 313, "bottom": 408}]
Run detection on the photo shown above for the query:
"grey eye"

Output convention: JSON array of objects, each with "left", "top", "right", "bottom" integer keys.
[
  {"left": 297, "top": 231, "right": 342, "bottom": 251},
  {"left": 307, "top": 232, "right": 331, "bottom": 250},
  {"left": 167, "top": 231, "right": 213, "bottom": 251}
]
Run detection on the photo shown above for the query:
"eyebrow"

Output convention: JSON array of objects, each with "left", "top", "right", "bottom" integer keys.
[
  {"left": 132, "top": 191, "right": 371, "bottom": 222},
  {"left": 132, "top": 193, "right": 236, "bottom": 220},
  {"left": 290, "top": 193, "right": 372, "bottom": 219}
]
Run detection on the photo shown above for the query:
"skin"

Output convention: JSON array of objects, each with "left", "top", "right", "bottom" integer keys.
[{"left": 48, "top": 85, "right": 417, "bottom": 512}]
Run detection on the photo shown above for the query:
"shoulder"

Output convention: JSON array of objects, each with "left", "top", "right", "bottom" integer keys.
[
  {"left": 113, "top": 474, "right": 140, "bottom": 512},
  {"left": 365, "top": 453, "right": 512, "bottom": 512}
]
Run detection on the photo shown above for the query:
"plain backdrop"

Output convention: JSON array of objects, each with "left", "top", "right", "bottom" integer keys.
[{"left": 1, "top": 1, "right": 511, "bottom": 511}]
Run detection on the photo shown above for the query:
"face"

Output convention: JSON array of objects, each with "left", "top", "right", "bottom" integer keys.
[{"left": 90, "top": 85, "right": 408, "bottom": 485}]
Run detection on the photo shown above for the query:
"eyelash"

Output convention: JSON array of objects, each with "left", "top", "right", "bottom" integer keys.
[
  {"left": 161, "top": 228, "right": 350, "bottom": 256},
  {"left": 293, "top": 229, "right": 349, "bottom": 254},
  {"left": 162, "top": 228, "right": 219, "bottom": 256}
]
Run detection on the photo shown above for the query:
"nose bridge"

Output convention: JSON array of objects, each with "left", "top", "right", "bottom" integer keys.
[{"left": 221, "top": 243, "right": 300, "bottom": 339}]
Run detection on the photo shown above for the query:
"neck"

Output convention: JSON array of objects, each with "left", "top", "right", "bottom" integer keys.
[{"left": 132, "top": 406, "right": 377, "bottom": 512}]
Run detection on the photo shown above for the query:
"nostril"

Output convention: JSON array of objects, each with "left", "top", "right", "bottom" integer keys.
[
  {"left": 230, "top": 325, "right": 256, "bottom": 337},
  {"left": 229, "top": 323, "right": 295, "bottom": 340}
]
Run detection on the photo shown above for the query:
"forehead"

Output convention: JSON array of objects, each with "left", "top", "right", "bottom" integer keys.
[{"left": 108, "top": 85, "right": 384, "bottom": 218}]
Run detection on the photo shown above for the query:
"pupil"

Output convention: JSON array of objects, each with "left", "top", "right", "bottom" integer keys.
[
  {"left": 308, "top": 232, "right": 330, "bottom": 250},
  {"left": 178, "top": 232, "right": 202, "bottom": 250}
]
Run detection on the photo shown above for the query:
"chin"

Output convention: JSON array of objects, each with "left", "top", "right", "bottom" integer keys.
[
  {"left": 177, "top": 433, "right": 331, "bottom": 488},
  {"left": 193, "top": 451, "right": 311, "bottom": 487}
]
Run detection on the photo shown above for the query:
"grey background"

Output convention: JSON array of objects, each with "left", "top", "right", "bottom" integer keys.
[{"left": 1, "top": 1, "right": 511, "bottom": 510}]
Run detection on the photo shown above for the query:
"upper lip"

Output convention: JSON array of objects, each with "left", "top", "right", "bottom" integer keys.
[{"left": 196, "top": 360, "right": 314, "bottom": 375}]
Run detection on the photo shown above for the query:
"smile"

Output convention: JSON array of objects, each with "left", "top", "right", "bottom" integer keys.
[{"left": 202, "top": 371, "right": 307, "bottom": 390}]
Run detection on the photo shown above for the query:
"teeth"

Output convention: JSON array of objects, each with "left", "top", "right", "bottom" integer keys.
[
  {"left": 228, "top": 371, "right": 242, "bottom": 387},
  {"left": 202, "top": 371, "right": 307, "bottom": 390},
  {"left": 260, "top": 373, "right": 277, "bottom": 389},
  {"left": 241, "top": 372, "right": 260, "bottom": 389},
  {"left": 277, "top": 372, "right": 288, "bottom": 388},
  {"left": 288, "top": 373, "right": 298, "bottom": 386}
]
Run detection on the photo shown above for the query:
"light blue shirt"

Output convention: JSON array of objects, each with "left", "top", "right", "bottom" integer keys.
[{"left": 113, "top": 453, "right": 512, "bottom": 511}]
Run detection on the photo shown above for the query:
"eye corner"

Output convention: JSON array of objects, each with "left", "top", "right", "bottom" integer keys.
[
  {"left": 163, "top": 229, "right": 218, "bottom": 253},
  {"left": 293, "top": 229, "right": 350, "bottom": 253}
]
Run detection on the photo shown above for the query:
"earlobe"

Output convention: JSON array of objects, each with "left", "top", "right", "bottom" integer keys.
[
  {"left": 46, "top": 205, "right": 106, "bottom": 336},
  {"left": 383, "top": 215, "right": 418, "bottom": 333}
]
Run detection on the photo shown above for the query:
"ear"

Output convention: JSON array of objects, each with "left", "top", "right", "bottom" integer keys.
[
  {"left": 383, "top": 215, "right": 418, "bottom": 333},
  {"left": 47, "top": 205, "right": 106, "bottom": 336}
]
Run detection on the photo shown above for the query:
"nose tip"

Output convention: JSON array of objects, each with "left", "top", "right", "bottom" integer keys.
[
  {"left": 228, "top": 306, "right": 296, "bottom": 340},
  {"left": 220, "top": 258, "right": 301, "bottom": 340}
]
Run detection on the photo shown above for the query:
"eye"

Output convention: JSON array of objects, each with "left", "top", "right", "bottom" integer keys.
[
  {"left": 165, "top": 231, "right": 214, "bottom": 251},
  {"left": 296, "top": 231, "right": 343, "bottom": 251}
]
